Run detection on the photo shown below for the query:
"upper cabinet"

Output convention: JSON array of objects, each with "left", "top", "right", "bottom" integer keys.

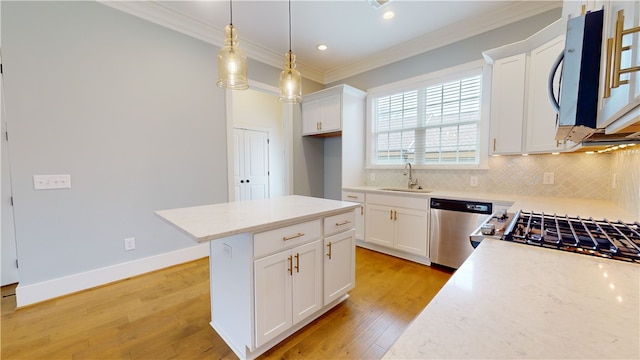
[
  {"left": 302, "top": 84, "right": 367, "bottom": 137},
  {"left": 484, "top": 20, "right": 572, "bottom": 155}
]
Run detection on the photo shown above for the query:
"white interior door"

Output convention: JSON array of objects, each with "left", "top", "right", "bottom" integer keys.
[{"left": 234, "top": 128, "right": 269, "bottom": 201}]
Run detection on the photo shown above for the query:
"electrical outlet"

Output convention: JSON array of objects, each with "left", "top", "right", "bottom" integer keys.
[
  {"left": 33, "top": 174, "right": 71, "bottom": 190},
  {"left": 543, "top": 172, "right": 554, "bottom": 185},
  {"left": 370, "top": 173, "right": 376, "bottom": 182},
  {"left": 124, "top": 237, "right": 136, "bottom": 251},
  {"left": 470, "top": 176, "right": 478, "bottom": 187}
]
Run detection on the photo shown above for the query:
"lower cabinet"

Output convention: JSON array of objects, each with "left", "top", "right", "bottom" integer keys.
[
  {"left": 208, "top": 210, "right": 357, "bottom": 359},
  {"left": 254, "top": 240, "right": 323, "bottom": 347},
  {"left": 365, "top": 194, "right": 429, "bottom": 257},
  {"left": 323, "top": 229, "right": 356, "bottom": 305}
]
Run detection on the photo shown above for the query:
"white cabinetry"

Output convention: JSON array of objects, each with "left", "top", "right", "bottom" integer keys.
[
  {"left": 323, "top": 211, "right": 356, "bottom": 305},
  {"left": 489, "top": 53, "right": 526, "bottom": 154},
  {"left": 302, "top": 93, "right": 341, "bottom": 135},
  {"left": 365, "top": 194, "right": 429, "bottom": 257},
  {"left": 599, "top": 1, "right": 640, "bottom": 131},
  {"left": 341, "top": 191, "right": 365, "bottom": 240},
  {"left": 254, "top": 239, "right": 323, "bottom": 347},
  {"left": 484, "top": 20, "right": 570, "bottom": 154}
]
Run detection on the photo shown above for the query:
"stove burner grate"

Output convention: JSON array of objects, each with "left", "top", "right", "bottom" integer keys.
[{"left": 502, "top": 211, "right": 640, "bottom": 263}]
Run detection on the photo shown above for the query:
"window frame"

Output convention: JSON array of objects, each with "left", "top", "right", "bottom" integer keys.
[{"left": 366, "top": 60, "right": 491, "bottom": 170}]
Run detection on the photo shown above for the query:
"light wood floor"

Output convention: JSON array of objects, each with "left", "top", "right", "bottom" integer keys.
[{"left": 1, "top": 247, "right": 452, "bottom": 359}]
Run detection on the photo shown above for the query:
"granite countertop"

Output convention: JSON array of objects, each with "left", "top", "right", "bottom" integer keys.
[
  {"left": 343, "top": 186, "right": 636, "bottom": 222},
  {"left": 383, "top": 238, "right": 640, "bottom": 359},
  {"left": 155, "top": 195, "right": 359, "bottom": 242}
]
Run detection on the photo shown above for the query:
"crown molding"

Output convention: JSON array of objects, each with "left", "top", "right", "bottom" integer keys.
[
  {"left": 99, "top": 1, "right": 560, "bottom": 85},
  {"left": 322, "top": 1, "right": 562, "bottom": 84},
  {"left": 97, "top": 1, "right": 325, "bottom": 83}
]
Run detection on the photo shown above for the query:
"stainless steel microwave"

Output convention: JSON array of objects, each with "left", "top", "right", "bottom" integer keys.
[{"left": 549, "top": 9, "right": 604, "bottom": 143}]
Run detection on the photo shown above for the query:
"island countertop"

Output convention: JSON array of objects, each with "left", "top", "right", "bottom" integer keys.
[
  {"left": 155, "top": 195, "right": 359, "bottom": 242},
  {"left": 383, "top": 238, "right": 640, "bottom": 359}
]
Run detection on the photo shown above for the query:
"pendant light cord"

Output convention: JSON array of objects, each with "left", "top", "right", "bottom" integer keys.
[
  {"left": 288, "top": 0, "right": 292, "bottom": 52},
  {"left": 229, "top": 0, "right": 233, "bottom": 26}
]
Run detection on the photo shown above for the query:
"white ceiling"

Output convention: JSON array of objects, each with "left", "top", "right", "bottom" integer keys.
[{"left": 101, "top": 0, "right": 562, "bottom": 84}]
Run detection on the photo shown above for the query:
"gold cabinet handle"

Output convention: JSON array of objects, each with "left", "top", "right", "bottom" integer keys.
[
  {"left": 390, "top": 209, "right": 393, "bottom": 220},
  {"left": 283, "top": 232, "right": 305, "bottom": 241},
  {"left": 294, "top": 253, "right": 300, "bottom": 273},
  {"left": 394, "top": 210, "right": 397, "bottom": 221},
  {"left": 346, "top": 195, "right": 358, "bottom": 199},
  {"left": 361, "top": 205, "right": 364, "bottom": 215},
  {"left": 335, "top": 220, "right": 352, "bottom": 226},
  {"left": 605, "top": 37, "right": 613, "bottom": 98},
  {"left": 493, "top": 138, "right": 496, "bottom": 151},
  {"left": 288, "top": 255, "right": 293, "bottom": 276},
  {"left": 326, "top": 242, "right": 332, "bottom": 260}
]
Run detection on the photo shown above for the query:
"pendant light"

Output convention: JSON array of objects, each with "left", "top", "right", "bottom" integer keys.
[
  {"left": 217, "top": 0, "right": 248, "bottom": 90},
  {"left": 278, "top": 0, "right": 302, "bottom": 103}
]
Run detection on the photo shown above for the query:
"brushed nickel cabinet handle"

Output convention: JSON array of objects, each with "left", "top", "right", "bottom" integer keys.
[{"left": 283, "top": 232, "right": 305, "bottom": 241}]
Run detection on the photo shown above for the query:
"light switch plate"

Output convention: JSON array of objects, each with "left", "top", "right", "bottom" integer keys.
[
  {"left": 543, "top": 172, "right": 554, "bottom": 185},
  {"left": 33, "top": 174, "right": 71, "bottom": 190},
  {"left": 470, "top": 176, "right": 478, "bottom": 187}
]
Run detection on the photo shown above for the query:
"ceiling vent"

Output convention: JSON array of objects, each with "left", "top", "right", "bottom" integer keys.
[{"left": 368, "top": 0, "right": 391, "bottom": 9}]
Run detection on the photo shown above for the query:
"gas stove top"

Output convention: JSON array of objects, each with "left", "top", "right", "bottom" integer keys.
[{"left": 502, "top": 211, "right": 640, "bottom": 263}]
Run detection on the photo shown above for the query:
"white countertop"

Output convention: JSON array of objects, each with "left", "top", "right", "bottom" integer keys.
[
  {"left": 343, "top": 186, "right": 636, "bottom": 222},
  {"left": 383, "top": 238, "right": 640, "bottom": 359},
  {"left": 155, "top": 195, "right": 359, "bottom": 242}
]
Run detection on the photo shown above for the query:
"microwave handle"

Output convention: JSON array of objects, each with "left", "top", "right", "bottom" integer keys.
[{"left": 548, "top": 51, "right": 564, "bottom": 114}]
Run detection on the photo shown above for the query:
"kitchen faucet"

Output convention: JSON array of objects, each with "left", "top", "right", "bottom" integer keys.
[{"left": 403, "top": 162, "right": 419, "bottom": 189}]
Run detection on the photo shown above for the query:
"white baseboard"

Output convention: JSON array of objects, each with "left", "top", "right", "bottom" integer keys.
[{"left": 15, "top": 243, "right": 209, "bottom": 308}]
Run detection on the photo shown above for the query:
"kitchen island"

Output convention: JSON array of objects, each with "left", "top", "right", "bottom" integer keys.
[
  {"left": 156, "top": 195, "right": 359, "bottom": 360},
  {"left": 383, "top": 238, "right": 640, "bottom": 359}
]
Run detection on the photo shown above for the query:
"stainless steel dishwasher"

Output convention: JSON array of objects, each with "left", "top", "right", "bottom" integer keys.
[{"left": 429, "top": 198, "right": 492, "bottom": 269}]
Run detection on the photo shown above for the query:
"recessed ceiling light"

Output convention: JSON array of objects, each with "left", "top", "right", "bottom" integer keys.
[
  {"left": 383, "top": 10, "right": 395, "bottom": 20},
  {"left": 316, "top": 44, "right": 327, "bottom": 51}
]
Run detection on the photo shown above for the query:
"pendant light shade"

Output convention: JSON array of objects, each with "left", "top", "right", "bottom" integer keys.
[
  {"left": 217, "top": 1, "right": 248, "bottom": 90},
  {"left": 279, "top": 0, "right": 302, "bottom": 103},
  {"left": 279, "top": 51, "right": 302, "bottom": 103}
]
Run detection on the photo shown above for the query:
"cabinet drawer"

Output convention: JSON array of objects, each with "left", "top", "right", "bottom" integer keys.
[
  {"left": 324, "top": 210, "right": 356, "bottom": 237},
  {"left": 342, "top": 191, "right": 364, "bottom": 203},
  {"left": 254, "top": 220, "right": 321, "bottom": 258}
]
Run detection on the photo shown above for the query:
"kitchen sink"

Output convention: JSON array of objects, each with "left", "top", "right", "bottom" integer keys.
[{"left": 380, "top": 187, "right": 432, "bottom": 193}]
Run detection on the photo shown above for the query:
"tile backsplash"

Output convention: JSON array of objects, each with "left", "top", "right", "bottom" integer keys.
[
  {"left": 365, "top": 151, "right": 640, "bottom": 207},
  {"left": 610, "top": 149, "right": 640, "bottom": 219}
]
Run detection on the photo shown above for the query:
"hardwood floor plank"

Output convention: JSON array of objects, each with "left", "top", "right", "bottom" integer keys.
[{"left": 1, "top": 247, "right": 452, "bottom": 359}]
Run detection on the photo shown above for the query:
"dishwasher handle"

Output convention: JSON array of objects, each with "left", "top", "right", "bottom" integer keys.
[{"left": 430, "top": 198, "right": 493, "bottom": 215}]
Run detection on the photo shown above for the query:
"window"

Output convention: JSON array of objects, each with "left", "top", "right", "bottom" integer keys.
[{"left": 368, "top": 63, "right": 487, "bottom": 167}]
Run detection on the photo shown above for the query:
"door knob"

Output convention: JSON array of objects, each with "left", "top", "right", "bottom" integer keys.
[
  {"left": 246, "top": 179, "right": 250, "bottom": 183},
  {"left": 240, "top": 180, "right": 244, "bottom": 183}
]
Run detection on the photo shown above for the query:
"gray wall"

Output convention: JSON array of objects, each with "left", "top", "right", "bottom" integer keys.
[
  {"left": 329, "top": 8, "right": 562, "bottom": 90},
  {"left": 1, "top": 2, "right": 223, "bottom": 285}
]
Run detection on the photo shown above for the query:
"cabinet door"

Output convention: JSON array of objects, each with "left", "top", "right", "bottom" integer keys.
[
  {"left": 254, "top": 251, "right": 292, "bottom": 347},
  {"left": 324, "top": 230, "right": 356, "bottom": 305},
  {"left": 394, "top": 207, "right": 429, "bottom": 256},
  {"left": 489, "top": 53, "right": 526, "bottom": 154},
  {"left": 525, "top": 36, "right": 572, "bottom": 153},
  {"left": 598, "top": 0, "right": 640, "bottom": 128},
  {"left": 365, "top": 204, "right": 394, "bottom": 247},
  {"left": 319, "top": 94, "right": 342, "bottom": 132},
  {"left": 302, "top": 98, "right": 321, "bottom": 135},
  {"left": 291, "top": 240, "right": 323, "bottom": 325}
]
